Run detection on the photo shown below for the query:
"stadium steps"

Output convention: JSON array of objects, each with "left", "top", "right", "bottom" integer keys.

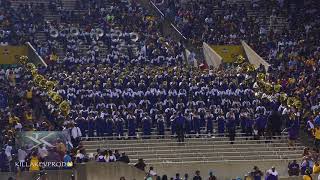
[{"left": 82, "top": 134, "right": 303, "bottom": 164}]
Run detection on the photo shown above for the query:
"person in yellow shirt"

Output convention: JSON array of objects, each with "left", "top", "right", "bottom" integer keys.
[
  {"left": 314, "top": 162, "right": 320, "bottom": 174},
  {"left": 313, "top": 127, "right": 320, "bottom": 149},
  {"left": 29, "top": 152, "right": 40, "bottom": 171},
  {"left": 303, "top": 169, "right": 312, "bottom": 180},
  {"left": 25, "top": 111, "right": 33, "bottom": 122},
  {"left": 26, "top": 89, "right": 32, "bottom": 100}
]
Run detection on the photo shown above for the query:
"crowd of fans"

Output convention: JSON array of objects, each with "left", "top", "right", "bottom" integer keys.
[{"left": 0, "top": 0, "right": 319, "bottom": 179}]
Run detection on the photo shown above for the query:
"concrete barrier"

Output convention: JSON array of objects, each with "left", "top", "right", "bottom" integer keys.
[
  {"left": 241, "top": 41, "right": 270, "bottom": 71},
  {"left": 148, "top": 160, "right": 296, "bottom": 180},
  {"left": 0, "top": 170, "right": 74, "bottom": 180},
  {"left": 203, "top": 42, "right": 222, "bottom": 69}
]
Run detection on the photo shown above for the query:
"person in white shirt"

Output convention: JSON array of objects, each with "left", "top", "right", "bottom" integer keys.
[
  {"left": 71, "top": 123, "right": 82, "bottom": 147},
  {"left": 18, "top": 148, "right": 27, "bottom": 163},
  {"left": 148, "top": 166, "right": 157, "bottom": 176}
]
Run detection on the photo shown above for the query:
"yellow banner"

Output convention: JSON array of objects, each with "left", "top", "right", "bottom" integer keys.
[
  {"left": 0, "top": 46, "right": 28, "bottom": 64},
  {"left": 210, "top": 45, "right": 245, "bottom": 63}
]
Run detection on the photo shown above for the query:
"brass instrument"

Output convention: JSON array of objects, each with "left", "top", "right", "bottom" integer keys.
[
  {"left": 46, "top": 81, "right": 55, "bottom": 91},
  {"left": 31, "top": 69, "right": 38, "bottom": 77},
  {"left": 59, "top": 100, "right": 70, "bottom": 116},
  {"left": 39, "top": 79, "right": 47, "bottom": 89},
  {"left": 257, "top": 73, "right": 266, "bottom": 81},
  {"left": 274, "top": 84, "right": 281, "bottom": 93},
  {"left": 26, "top": 63, "right": 36, "bottom": 71},
  {"left": 294, "top": 99, "right": 302, "bottom": 109},
  {"left": 130, "top": 32, "right": 139, "bottom": 42},
  {"left": 279, "top": 93, "right": 288, "bottom": 103},
  {"left": 60, "top": 28, "right": 69, "bottom": 37},
  {"left": 96, "top": 28, "right": 104, "bottom": 38},
  {"left": 70, "top": 27, "right": 79, "bottom": 37},
  {"left": 53, "top": 93, "right": 63, "bottom": 105},
  {"left": 0, "top": 30, "right": 5, "bottom": 38},
  {"left": 50, "top": 28, "right": 59, "bottom": 38},
  {"left": 235, "top": 55, "right": 245, "bottom": 64},
  {"left": 19, "top": 56, "right": 28, "bottom": 65},
  {"left": 34, "top": 74, "right": 44, "bottom": 86},
  {"left": 287, "top": 97, "right": 295, "bottom": 107}
]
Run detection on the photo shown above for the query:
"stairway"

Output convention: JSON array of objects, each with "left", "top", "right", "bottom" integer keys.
[{"left": 82, "top": 134, "right": 303, "bottom": 165}]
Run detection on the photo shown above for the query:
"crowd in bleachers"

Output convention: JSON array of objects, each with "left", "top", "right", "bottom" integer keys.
[{"left": 0, "top": 0, "right": 319, "bottom": 176}]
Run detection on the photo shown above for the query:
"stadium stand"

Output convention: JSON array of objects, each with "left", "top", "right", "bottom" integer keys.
[{"left": 0, "top": 0, "right": 319, "bottom": 179}]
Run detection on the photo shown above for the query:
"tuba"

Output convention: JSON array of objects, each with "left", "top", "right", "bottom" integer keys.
[
  {"left": 40, "top": 79, "right": 47, "bottom": 89},
  {"left": 70, "top": 27, "right": 79, "bottom": 37},
  {"left": 46, "top": 81, "right": 55, "bottom": 91},
  {"left": 235, "top": 55, "right": 245, "bottom": 64},
  {"left": 59, "top": 100, "right": 70, "bottom": 115},
  {"left": 19, "top": 56, "right": 28, "bottom": 65},
  {"left": 287, "top": 97, "right": 295, "bottom": 107},
  {"left": 50, "top": 28, "right": 59, "bottom": 38},
  {"left": 279, "top": 93, "right": 287, "bottom": 103},
  {"left": 294, "top": 98, "right": 302, "bottom": 109},
  {"left": 130, "top": 32, "right": 139, "bottom": 42},
  {"left": 53, "top": 93, "right": 63, "bottom": 105},
  {"left": 26, "top": 63, "right": 36, "bottom": 71},
  {"left": 274, "top": 84, "right": 281, "bottom": 93},
  {"left": 96, "top": 28, "right": 104, "bottom": 38},
  {"left": 60, "top": 28, "right": 69, "bottom": 37},
  {"left": 0, "top": 30, "right": 5, "bottom": 38},
  {"left": 34, "top": 74, "right": 44, "bottom": 86},
  {"left": 257, "top": 73, "right": 266, "bottom": 81},
  {"left": 31, "top": 69, "right": 38, "bottom": 77}
]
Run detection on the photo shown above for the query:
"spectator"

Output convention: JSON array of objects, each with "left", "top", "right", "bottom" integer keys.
[
  {"left": 208, "top": 171, "right": 217, "bottom": 180},
  {"left": 134, "top": 158, "right": 146, "bottom": 171},
  {"left": 119, "top": 153, "right": 130, "bottom": 164},
  {"left": 174, "top": 173, "right": 182, "bottom": 180},
  {"left": 288, "top": 160, "right": 300, "bottom": 176},
  {"left": 266, "top": 167, "right": 278, "bottom": 180},
  {"left": 193, "top": 170, "right": 202, "bottom": 180},
  {"left": 313, "top": 162, "right": 320, "bottom": 174},
  {"left": 71, "top": 123, "right": 82, "bottom": 148},
  {"left": 250, "top": 166, "right": 263, "bottom": 180},
  {"left": 149, "top": 166, "right": 157, "bottom": 176},
  {"left": 29, "top": 152, "right": 40, "bottom": 171},
  {"left": 302, "top": 169, "right": 312, "bottom": 180}
]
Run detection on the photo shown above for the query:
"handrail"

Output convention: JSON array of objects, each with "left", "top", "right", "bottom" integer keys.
[
  {"left": 81, "top": 132, "right": 288, "bottom": 140},
  {"left": 150, "top": 0, "right": 164, "bottom": 17},
  {"left": 26, "top": 42, "right": 47, "bottom": 67},
  {"left": 170, "top": 23, "right": 187, "bottom": 40},
  {"left": 149, "top": 0, "right": 187, "bottom": 40}
]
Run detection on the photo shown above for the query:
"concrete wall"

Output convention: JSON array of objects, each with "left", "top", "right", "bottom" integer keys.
[
  {"left": 3, "top": 161, "right": 318, "bottom": 180},
  {"left": 203, "top": 42, "right": 222, "bottom": 69},
  {"left": 241, "top": 41, "right": 270, "bottom": 71},
  {"left": 76, "top": 162, "right": 152, "bottom": 180},
  {"left": 148, "top": 160, "right": 295, "bottom": 180},
  {"left": 0, "top": 170, "right": 74, "bottom": 180}
]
